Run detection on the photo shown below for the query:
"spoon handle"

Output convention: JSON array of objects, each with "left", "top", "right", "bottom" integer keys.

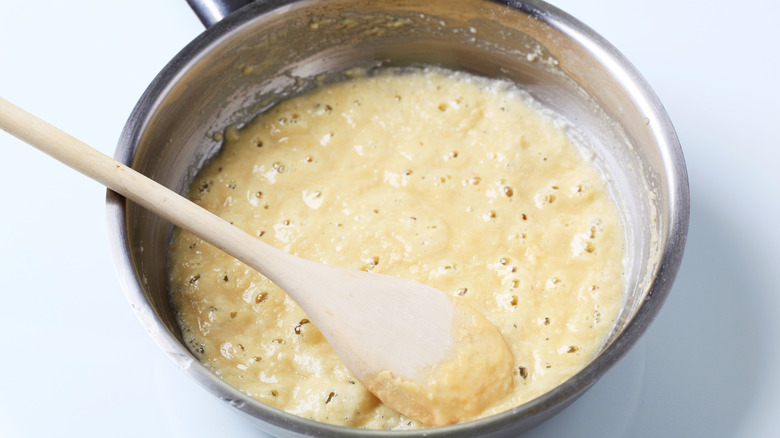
[{"left": 0, "top": 97, "right": 291, "bottom": 283}]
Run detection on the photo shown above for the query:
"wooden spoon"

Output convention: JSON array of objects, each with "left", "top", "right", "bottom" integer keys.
[{"left": 0, "top": 97, "right": 515, "bottom": 426}]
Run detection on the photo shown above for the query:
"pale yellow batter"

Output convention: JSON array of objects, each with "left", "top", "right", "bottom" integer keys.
[{"left": 169, "top": 68, "right": 625, "bottom": 429}]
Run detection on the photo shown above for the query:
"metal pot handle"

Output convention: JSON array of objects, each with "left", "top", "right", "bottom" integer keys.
[{"left": 186, "top": 0, "right": 252, "bottom": 27}]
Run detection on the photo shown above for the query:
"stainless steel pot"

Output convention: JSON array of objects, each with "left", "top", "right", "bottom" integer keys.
[{"left": 106, "top": 1, "right": 689, "bottom": 436}]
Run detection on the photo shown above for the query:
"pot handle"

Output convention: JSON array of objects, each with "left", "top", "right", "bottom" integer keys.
[{"left": 186, "top": 0, "right": 252, "bottom": 27}]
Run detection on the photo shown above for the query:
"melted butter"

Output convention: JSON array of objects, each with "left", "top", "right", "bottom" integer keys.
[{"left": 169, "top": 68, "right": 625, "bottom": 429}]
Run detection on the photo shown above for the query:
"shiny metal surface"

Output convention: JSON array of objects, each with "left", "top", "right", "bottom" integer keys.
[
  {"left": 185, "top": 0, "right": 251, "bottom": 27},
  {"left": 106, "top": 0, "right": 689, "bottom": 436}
]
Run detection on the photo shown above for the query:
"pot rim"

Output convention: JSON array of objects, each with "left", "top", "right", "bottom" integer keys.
[{"left": 106, "top": 0, "right": 689, "bottom": 436}]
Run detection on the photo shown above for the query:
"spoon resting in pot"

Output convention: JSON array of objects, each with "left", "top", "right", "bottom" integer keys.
[{"left": 0, "top": 97, "right": 515, "bottom": 426}]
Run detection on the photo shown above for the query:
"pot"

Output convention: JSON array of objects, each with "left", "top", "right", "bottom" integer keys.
[{"left": 106, "top": 0, "right": 689, "bottom": 436}]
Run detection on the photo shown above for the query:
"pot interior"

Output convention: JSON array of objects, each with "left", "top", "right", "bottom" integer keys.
[{"left": 109, "top": 0, "right": 686, "bottom": 435}]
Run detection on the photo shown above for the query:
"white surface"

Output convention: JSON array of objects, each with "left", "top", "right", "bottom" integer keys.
[{"left": 0, "top": 1, "right": 778, "bottom": 437}]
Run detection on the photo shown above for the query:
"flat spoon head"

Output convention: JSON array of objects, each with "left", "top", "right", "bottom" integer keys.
[
  {"left": 270, "top": 254, "right": 515, "bottom": 426},
  {"left": 363, "top": 297, "right": 516, "bottom": 426}
]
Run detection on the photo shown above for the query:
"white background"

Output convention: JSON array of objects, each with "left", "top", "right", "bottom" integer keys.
[{"left": 1, "top": 1, "right": 778, "bottom": 437}]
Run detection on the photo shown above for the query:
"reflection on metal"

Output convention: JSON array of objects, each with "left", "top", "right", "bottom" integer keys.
[{"left": 186, "top": 0, "right": 252, "bottom": 27}]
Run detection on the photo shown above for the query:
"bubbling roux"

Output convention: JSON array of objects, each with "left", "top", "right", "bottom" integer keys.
[{"left": 170, "top": 68, "right": 626, "bottom": 429}]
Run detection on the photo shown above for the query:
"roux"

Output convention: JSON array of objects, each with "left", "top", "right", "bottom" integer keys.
[{"left": 169, "top": 68, "right": 625, "bottom": 429}]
